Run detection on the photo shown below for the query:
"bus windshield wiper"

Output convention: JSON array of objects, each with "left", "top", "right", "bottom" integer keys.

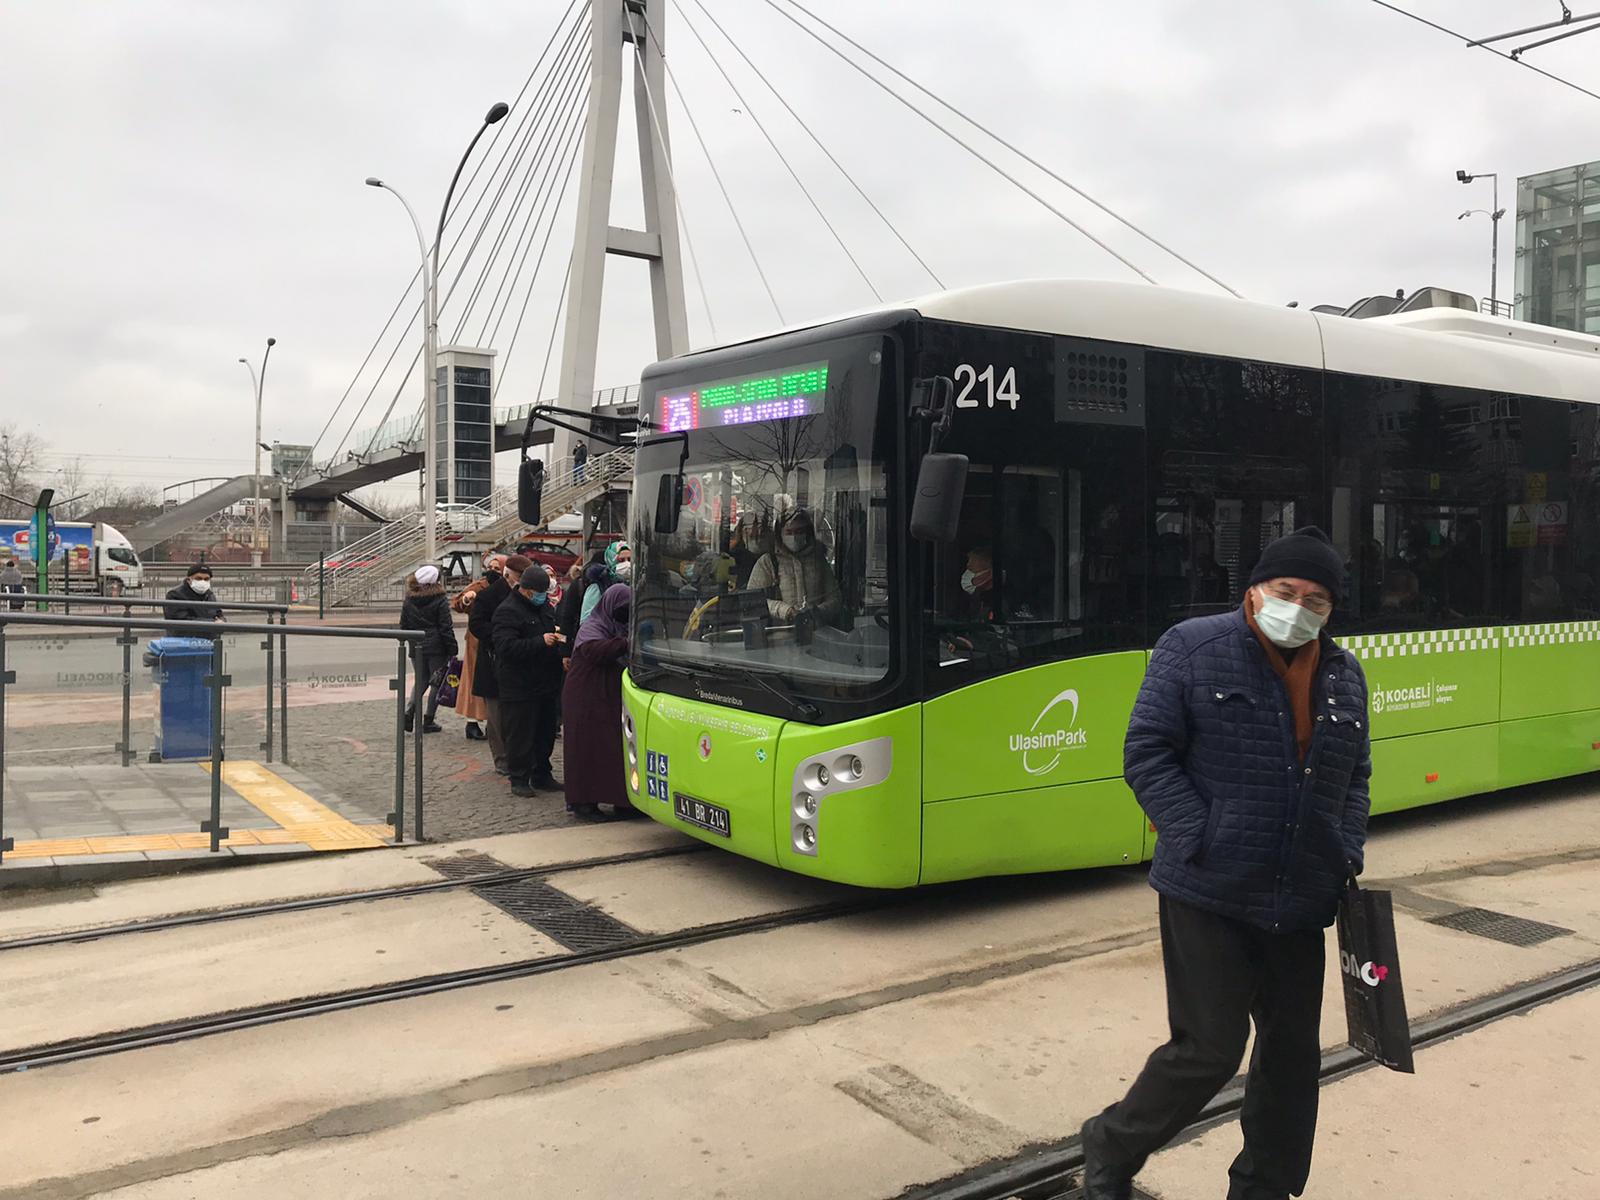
[
  {"left": 629, "top": 658, "right": 697, "bottom": 686},
  {"left": 716, "top": 664, "right": 822, "bottom": 722},
  {"left": 632, "top": 655, "right": 821, "bottom": 722}
]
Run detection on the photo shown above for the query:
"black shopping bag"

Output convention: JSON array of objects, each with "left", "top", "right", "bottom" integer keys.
[{"left": 1337, "top": 876, "right": 1415, "bottom": 1073}]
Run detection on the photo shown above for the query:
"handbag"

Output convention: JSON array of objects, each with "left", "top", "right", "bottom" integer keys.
[
  {"left": 1336, "top": 875, "right": 1415, "bottom": 1073},
  {"left": 436, "top": 657, "right": 462, "bottom": 709}
]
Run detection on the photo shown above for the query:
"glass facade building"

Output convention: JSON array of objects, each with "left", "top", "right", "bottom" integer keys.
[
  {"left": 1515, "top": 160, "right": 1600, "bottom": 334},
  {"left": 435, "top": 346, "right": 496, "bottom": 505}
]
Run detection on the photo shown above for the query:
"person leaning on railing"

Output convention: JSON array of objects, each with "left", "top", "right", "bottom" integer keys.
[{"left": 164, "top": 564, "right": 224, "bottom": 623}]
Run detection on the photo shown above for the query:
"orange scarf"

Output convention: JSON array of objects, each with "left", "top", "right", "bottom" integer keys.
[{"left": 1244, "top": 590, "right": 1321, "bottom": 761}]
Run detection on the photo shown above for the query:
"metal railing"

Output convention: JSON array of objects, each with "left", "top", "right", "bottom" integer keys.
[
  {"left": 303, "top": 444, "right": 635, "bottom": 608},
  {"left": 0, "top": 604, "right": 427, "bottom": 864}
]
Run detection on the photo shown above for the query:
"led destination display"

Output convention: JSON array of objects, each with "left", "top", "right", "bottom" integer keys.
[{"left": 657, "top": 361, "right": 829, "bottom": 433}]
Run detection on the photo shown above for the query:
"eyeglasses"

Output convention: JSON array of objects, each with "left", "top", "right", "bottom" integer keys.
[{"left": 1261, "top": 584, "right": 1333, "bottom": 616}]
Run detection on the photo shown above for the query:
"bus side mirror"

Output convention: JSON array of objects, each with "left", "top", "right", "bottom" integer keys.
[
  {"left": 518, "top": 458, "right": 544, "bottom": 525},
  {"left": 910, "top": 453, "right": 968, "bottom": 542},
  {"left": 653, "top": 473, "right": 682, "bottom": 534}
]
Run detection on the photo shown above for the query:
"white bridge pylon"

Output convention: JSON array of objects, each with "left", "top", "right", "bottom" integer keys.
[{"left": 557, "top": 0, "right": 689, "bottom": 451}]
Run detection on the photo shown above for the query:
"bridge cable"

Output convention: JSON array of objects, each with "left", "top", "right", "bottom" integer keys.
[
  {"left": 759, "top": 0, "right": 1161, "bottom": 288},
  {"left": 633, "top": 16, "right": 786, "bottom": 324},
  {"left": 528, "top": 258, "right": 574, "bottom": 415},
  {"left": 657, "top": 6, "right": 881, "bottom": 301},
  {"left": 679, "top": 0, "right": 943, "bottom": 290},
  {"left": 315, "top": 6, "right": 590, "bottom": 473},
  {"left": 624, "top": 30, "right": 721, "bottom": 343},
  {"left": 354, "top": 32, "right": 593, "bottom": 457},
  {"left": 457, "top": 48, "right": 595, "bottom": 342},
  {"left": 450, "top": 44, "right": 593, "bottom": 344},
  {"left": 489, "top": 105, "right": 592, "bottom": 393},
  {"left": 772, "top": 0, "right": 1241, "bottom": 297},
  {"left": 295, "top": 0, "right": 587, "bottom": 483}
]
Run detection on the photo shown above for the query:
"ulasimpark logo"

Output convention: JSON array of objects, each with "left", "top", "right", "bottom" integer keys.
[
  {"left": 1009, "top": 688, "right": 1088, "bottom": 776},
  {"left": 1340, "top": 949, "right": 1390, "bottom": 987}
]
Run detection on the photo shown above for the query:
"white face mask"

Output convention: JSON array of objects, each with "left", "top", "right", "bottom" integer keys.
[
  {"left": 614, "top": 560, "right": 633, "bottom": 582},
  {"left": 1254, "top": 587, "right": 1326, "bottom": 648},
  {"left": 190, "top": 579, "right": 211, "bottom": 595},
  {"left": 782, "top": 533, "right": 805, "bottom": 552},
  {"left": 960, "top": 569, "right": 978, "bottom": 595}
]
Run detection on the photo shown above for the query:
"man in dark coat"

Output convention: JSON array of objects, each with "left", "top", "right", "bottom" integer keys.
[
  {"left": 1080, "top": 528, "right": 1371, "bottom": 1200},
  {"left": 491, "top": 563, "right": 566, "bottom": 796},
  {"left": 163, "top": 565, "right": 223, "bottom": 623},
  {"left": 469, "top": 553, "right": 530, "bottom": 774},
  {"left": 400, "top": 565, "right": 457, "bottom": 733}
]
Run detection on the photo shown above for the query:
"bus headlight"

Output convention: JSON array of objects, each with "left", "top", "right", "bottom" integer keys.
[
  {"left": 789, "top": 737, "right": 893, "bottom": 860},
  {"left": 795, "top": 824, "right": 817, "bottom": 851},
  {"left": 794, "top": 792, "right": 817, "bottom": 819}
]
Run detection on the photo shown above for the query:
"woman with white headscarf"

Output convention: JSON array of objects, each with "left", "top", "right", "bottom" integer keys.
[{"left": 400, "top": 564, "right": 458, "bottom": 733}]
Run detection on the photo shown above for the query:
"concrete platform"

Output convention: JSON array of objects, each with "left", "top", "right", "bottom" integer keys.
[
  {"left": 0, "top": 781, "right": 1597, "bottom": 1198},
  {"left": 0, "top": 760, "right": 392, "bottom": 886}
]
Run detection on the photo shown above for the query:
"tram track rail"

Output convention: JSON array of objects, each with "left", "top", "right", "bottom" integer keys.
[
  {"left": 0, "top": 893, "right": 902, "bottom": 1075},
  {"left": 898, "top": 955, "right": 1600, "bottom": 1200},
  {"left": 0, "top": 842, "right": 712, "bottom": 953}
]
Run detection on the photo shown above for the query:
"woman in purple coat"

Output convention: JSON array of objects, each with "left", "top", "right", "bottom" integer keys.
[{"left": 561, "top": 583, "right": 638, "bottom": 821}]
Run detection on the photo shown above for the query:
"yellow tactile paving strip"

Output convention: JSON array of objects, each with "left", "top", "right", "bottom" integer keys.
[
  {"left": 6, "top": 760, "right": 392, "bottom": 859},
  {"left": 205, "top": 761, "right": 392, "bottom": 851},
  {"left": 5, "top": 825, "right": 394, "bottom": 860}
]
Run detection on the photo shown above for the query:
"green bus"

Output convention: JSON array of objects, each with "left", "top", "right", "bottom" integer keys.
[{"left": 621, "top": 279, "right": 1600, "bottom": 887}]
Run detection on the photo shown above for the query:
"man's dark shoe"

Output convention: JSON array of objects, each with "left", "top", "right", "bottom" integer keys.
[
  {"left": 422, "top": 721, "right": 444, "bottom": 734},
  {"left": 403, "top": 714, "right": 414, "bottom": 733},
  {"left": 567, "top": 806, "right": 612, "bottom": 823},
  {"left": 531, "top": 773, "right": 562, "bottom": 790},
  {"left": 1078, "top": 1120, "right": 1133, "bottom": 1200},
  {"left": 464, "top": 722, "right": 486, "bottom": 741},
  {"left": 510, "top": 780, "right": 537, "bottom": 798}
]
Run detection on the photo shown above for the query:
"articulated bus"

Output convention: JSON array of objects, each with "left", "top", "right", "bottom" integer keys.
[{"left": 621, "top": 279, "right": 1600, "bottom": 888}]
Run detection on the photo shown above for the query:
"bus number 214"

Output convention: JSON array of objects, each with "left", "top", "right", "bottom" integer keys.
[{"left": 954, "top": 363, "right": 1020, "bottom": 410}]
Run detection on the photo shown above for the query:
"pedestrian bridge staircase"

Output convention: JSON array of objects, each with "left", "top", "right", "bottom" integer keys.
[{"left": 306, "top": 444, "right": 635, "bottom": 608}]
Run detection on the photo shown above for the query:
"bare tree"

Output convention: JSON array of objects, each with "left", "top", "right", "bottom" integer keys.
[{"left": 0, "top": 424, "right": 43, "bottom": 518}]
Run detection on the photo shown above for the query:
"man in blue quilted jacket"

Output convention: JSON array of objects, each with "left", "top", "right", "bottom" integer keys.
[{"left": 1080, "top": 527, "right": 1372, "bottom": 1200}]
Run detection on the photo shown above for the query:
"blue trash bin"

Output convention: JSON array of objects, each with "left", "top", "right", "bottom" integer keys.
[{"left": 143, "top": 637, "right": 220, "bottom": 762}]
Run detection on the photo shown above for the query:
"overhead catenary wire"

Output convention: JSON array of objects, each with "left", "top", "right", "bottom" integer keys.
[
  {"left": 296, "top": 0, "right": 587, "bottom": 481},
  {"left": 777, "top": 0, "right": 1238, "bottom": 297},
  {"left": 633, "top": 18, "right": 786, "bottom": 324},
  {"left": 1366, "top": 0, "right": 1600, "bottom": 104},
  {"left": 678, "top": 0, "right": 943, "bottom": 290},
  {"left": 653, "top": 7, "right": 881, "bottom": 301}
]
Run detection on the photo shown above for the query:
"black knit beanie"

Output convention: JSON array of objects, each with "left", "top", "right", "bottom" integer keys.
[
  {"left": 519, "top": 564, "right": 550, "bottom": 593},
  {"left": 1247, "top": 526, "right": 1345, "bottom": 603}
]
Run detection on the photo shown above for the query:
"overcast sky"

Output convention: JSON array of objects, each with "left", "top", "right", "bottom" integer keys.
[{"left": 2, "top": 0, "right": 1596, "bottom": 503}]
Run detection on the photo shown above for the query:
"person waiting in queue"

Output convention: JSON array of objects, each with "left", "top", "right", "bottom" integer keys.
[
  {"left": 746, "top": 509, "right": 840, "bottom": 625},
  {"left": 164, "top": 564, "right": 224, "bottom": 623},
  {"left": 492, "top": 564, "right": 566, "bottom": 797},
  {"left": 562, "top": 583, "right": 639, "bottom": 823},
  {"left": 579, "top": 540, "right": 631, "bottom": 626}
]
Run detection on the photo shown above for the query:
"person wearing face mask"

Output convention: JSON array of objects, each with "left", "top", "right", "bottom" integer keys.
[
  {"left": 1080, "top": 527, "right": 1370, "bottom": 1200},
  {"left": 746, "top": 509, "right": 841, "bottom": 624},
  {"left": 164, "top": 565, "right": 224, "bottom": 623},
  {"left": 579, "top": 540, "right": 631, "bottom": 626},
  {"left": 959, "top": 545, "right": 998, "bottom": 621},
  {"left": 491, "top": 563, "right": 566, "bottom": 796},
  {"left": 400, "top": 565, "right": 458, "bottom": 734},
  {"left": 469, "top": 554, "right": 531, "bottom": 775},
  {"left": 450, "top": 554, "right": 504, "bottom": 742}
]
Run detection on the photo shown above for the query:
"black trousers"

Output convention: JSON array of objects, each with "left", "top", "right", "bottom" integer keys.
[
  {"left": 406, "top": 650, "right": 450, "bottom": 723},
  {"left": 1085, "top": 895, "right": 1325, "bottom": 1200},
  {"left": 501, "top": 692, "right": 560, "bottom": 783}
]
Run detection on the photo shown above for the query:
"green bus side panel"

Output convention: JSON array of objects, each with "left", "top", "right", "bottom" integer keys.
[
  {"left": 922, "top": 653, "right": 1146, "bottom": 802},
  {"left": 1499, "top": 709, "right": 1600, "bottom": 789},
  {"left": 1367, "top": 725, "right": 1498, "bottom": 815},
  {"left": 921, "top": 778, "right": 1144, "bottom": 885},
  {"left": 776, "top": 706, "right": 922, "bottom": 888},
  {"left": 623, "top": 673, "right": 784, "bottom": 867},
  {"left": 1500, "top": 623, "right": 1600, "bottom": 721},
  {"left": 1341, "top": 630, "right": 1500, "bottom": 739}
]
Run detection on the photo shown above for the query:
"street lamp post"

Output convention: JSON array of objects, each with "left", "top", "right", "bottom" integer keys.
[
  {"left": 237, "top": 337, "right": 275, "bottom": 567},
  {"left": 366, "top": 100, "right": 509, "bottom": 568},
  {"left": 1456, "top": 169, "right": 1504, "bottom": 312}
]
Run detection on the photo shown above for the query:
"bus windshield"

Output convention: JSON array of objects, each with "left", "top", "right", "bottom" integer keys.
[{"left": 630, "top": 334, "right": 894, "bottom": 704}]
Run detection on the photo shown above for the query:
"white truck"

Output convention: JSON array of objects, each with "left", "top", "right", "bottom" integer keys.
[{"left": 0, "top": 519, "right": 144, "bottom": 593}]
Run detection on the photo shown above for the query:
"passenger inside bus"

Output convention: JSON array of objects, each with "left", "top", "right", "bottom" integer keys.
[{"left": 746, "top": 509, "right": 842, "bottom": 624}]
